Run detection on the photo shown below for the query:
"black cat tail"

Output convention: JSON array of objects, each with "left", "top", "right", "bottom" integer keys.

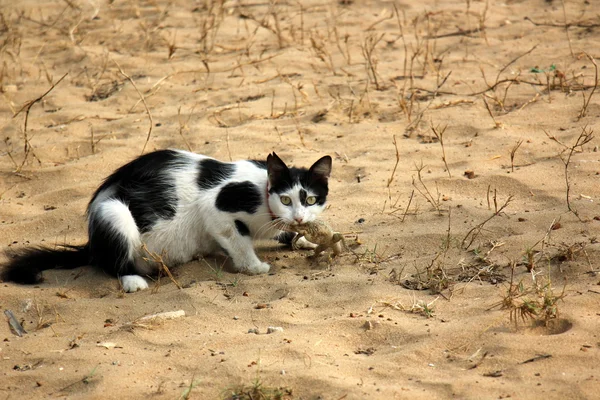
[{"left": 1, "top": 245, "right": 91, "bottom": 284}]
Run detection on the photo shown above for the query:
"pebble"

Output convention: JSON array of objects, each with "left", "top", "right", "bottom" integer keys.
[
  {"left": 464, "top": 170, "right": 476, "bottom": 179},
  {"left": 247, "top": 328, "right": 259, "bottom": 334},
  {"left": 267, "top": 326, "right": 284, "bottom": 334},
  {"left": 138, "top": 310, "right": 185, "bottom": 322}
]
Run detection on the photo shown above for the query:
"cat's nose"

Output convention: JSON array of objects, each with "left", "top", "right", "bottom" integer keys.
[{"left": 294, "top": 217, "right": 303, "bottom": 224}]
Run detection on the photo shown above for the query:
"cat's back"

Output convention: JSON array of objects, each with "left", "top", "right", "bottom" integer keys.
[{"left": 90, "top": 150, "right": 268, "bottom": 206}]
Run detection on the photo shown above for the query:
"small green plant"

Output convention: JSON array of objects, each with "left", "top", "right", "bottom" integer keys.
[
  {"left": 411, "top": 298, "right": 436, "bottom": 318},
  {"left": 352, "top": 243, "right": 400, "bottom": 269},
  {"left": 223, "top": 378, "right": 293, "bottom": 400},
  {"left": 202, "top": 257, "right": 227, "bottom": 282},
  {"left": 489, "top": 264, "right": 566, "bottom": 328},
  {"left": 179, "top": 375, "right": 201, "bottom": 400}
]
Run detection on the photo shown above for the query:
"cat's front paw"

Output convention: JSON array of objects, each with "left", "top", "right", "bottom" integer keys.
[
  {"left": 245, "top": 261, "right": 271, "bottom": 275},
  {"left": 120, "top": 275, "right": 149, "bottom": 292}
]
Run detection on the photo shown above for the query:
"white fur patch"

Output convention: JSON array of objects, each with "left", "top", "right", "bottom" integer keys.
[
  {"left": 120, "top": 275, "right": 149, "bottom": 292},
  {"left": 246, "top": 261, "right": 271, "bottom": 275},
  {"left": 268, "top": 183, "right": 324, "bottom": 225}
]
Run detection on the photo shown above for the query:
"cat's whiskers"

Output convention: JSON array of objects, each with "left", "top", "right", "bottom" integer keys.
[{"left": 254, "top": 215, "right": 290, "bottom": 238}]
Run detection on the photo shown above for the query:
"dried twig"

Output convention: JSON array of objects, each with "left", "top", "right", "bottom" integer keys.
[
  {"left": 141, "top": 244, "right": 182, "bottom": 290},
  {"left": 559, "top": 126, "right": 594, "bottom": 219},
  {"left": 13, "top": 72, "right": 68, "bottom": 172},
  {"left": 113, "top": 60, "right": 153, "bottom": 154},
  {"left": 387, "top": 135, "right": 400, "bottom": 187},
  {"left": 510, "top": 139, "right": 523, "bottom": 172},
  {"left": 578, "top": 53, "right": 598, "bottom": 119},
  {"left": 462, "top": 194, "right": 513, "bottom": 249},
  {"left": 430, "top": 122, "right": 451, "bottom": 178}
]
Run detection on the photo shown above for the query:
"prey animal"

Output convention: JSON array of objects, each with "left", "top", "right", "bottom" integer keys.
[{"left": 289, "top": 219, "right": 345, "bottom": 257}]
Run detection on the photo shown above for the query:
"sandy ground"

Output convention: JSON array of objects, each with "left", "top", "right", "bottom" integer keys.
[{"left": 1, "top": 0, "right": 600, "bottom": 398}]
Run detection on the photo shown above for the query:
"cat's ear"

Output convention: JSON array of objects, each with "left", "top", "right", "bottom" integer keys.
[
  {"left": 308, "top": 155, "right": 332, "bottom": 184},
  {"left": 267, "top": 152, "right": 290, "bottom": 187}
]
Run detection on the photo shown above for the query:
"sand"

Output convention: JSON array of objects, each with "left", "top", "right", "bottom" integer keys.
[{"left": 1, "top": 0, "right": 600, "bottom": 398}]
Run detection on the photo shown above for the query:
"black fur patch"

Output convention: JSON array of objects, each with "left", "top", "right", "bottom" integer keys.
[
  {"left": 299, "top": 189, "right": 307, "bottom": 205},
  {"left": 89, "top": 150, "right": 187, "bottom": 233},
  {"left": 1, "top": 245, "right": 90, "bottom": 284},
  {"left": 235, "top": 220, "right": 250, "bottom": 236},
  {"left": 88, "top": 221, "right": 136, "bottom": 277},
  {"left": 216, "top": 181, "right": 262, "bottom": 214},
  {"left": 197, "top": 158, "right": 235, "bottom": 190}
]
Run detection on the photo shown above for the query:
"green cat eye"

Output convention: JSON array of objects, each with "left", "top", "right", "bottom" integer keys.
[
  {"left": 306, "top": 196, "right": 317, "bottom": 205},
  {"left": 280, "top": 195, "right": 292, "bottom": 205}
]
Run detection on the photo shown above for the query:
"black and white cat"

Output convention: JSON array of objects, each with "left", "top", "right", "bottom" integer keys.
[{"left": 1, "top": 150, "right": 332, "bottom": 292}]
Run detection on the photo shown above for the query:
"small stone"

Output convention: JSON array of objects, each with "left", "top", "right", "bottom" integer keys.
[
  {"left": 138, "top": 310, "right": 185, "bottom": 322},
  {"left": 255, "top": 303, "right": 268, "bottom": 309},
  {"left": 247, "top": 328, "right": 259, "bottom": 334},
  {"left": 363, "top": 321, "right": 374, "bottom": 330},
  {"left": 233, "top": 316, "right": 239, "bottom": 320},
  {"left": 267, "top": 326, "right": 284, "bottom": 334},
  {"left": 464, "top": 170, "right": 476, "bottom": 179},
  {"left": 97, "top": 342, "right": 117, "bottom": 349}
]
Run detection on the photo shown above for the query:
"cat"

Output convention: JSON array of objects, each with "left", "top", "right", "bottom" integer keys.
[{"left": 1, "top": 150, "right": 332, "bottom": 292}]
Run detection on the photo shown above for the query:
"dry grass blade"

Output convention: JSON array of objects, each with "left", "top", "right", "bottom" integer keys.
[
  {"left": 113, "top": 60, "right": 153, "bottom": 154},
  {"left": 462, "top": 194, "right": 513, "bottom": 250},
  {"left": 430, "top": 122, "right": 451, "bottom": 178},
  {"left": 510, "top": 139, "right": 523, "bottom": 172},
  {"left": 557, "top": 126, "right": 594, "bottom": 219},
  {"left": 412, "top": 161, "right": 443, "bottom": 214},
  {"left": 578, "top": 53, "right": 598, "bottom": 119},
  {"left": 141, "top": 244, "right": 182, "bottom": 290},
  {"left": 13, "top": 72, "right": 68, "bottom": 172},
  {"left": 387, "top": 135, "right": 400, "bottom": 187}
]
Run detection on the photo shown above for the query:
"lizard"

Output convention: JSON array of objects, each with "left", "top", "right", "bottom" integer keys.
[{"left": 289, "top": 219, "right": 345, "bottom": 257}]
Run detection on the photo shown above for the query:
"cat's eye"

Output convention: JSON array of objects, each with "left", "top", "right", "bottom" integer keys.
[
  {"left": 280, "top": 196, "right": 292, "bottom": 206},
  {"left": 306, "top": 196, "right": 317, "bottom": 205}
]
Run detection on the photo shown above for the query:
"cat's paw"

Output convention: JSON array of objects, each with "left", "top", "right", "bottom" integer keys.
[
  {"left": 293, "top": 236, "right": 318, "bottom": 250},
  {"left": 245, "top": 261, "right": 271, "bottom": 275},
  {"left": 120, "top": 275, "right": 149, "bottom": 292}
]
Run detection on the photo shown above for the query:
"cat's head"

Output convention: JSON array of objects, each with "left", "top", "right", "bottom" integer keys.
[{"left": 266, "top": 152, "right": 332, "bottom": 225}]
